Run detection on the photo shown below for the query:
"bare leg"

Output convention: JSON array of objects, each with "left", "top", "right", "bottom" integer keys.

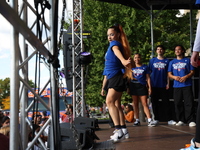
[
  {"left": 132, "top": 95, "right": 139, "bottom": 119},
  {"left": 140, "top": 95, "right": 151, "bottom": 119},
  {"left": 115, "top": 98, "right": 125, "bottom": 125},
  {"left": 106, "top": 88, "right": 123, "bottom": 126}
]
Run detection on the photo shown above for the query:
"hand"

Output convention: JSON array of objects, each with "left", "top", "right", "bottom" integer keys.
[
  {"left": 166, "top": 84, "right": 169, "bottom": 90},
  {"left": 191, "top": 51, "right": 199, "bottom": 67},
  {"left": 101, "top": 89, "right": 106, "bottom": 96},
  {"left": 174, "top": 76, "right": 181, "bottom": 81},
  {"left": 122, "top": 57, "right": 131, "bottom": 67},
  {"left": 179, "top": 76, "right": 187, "bottom": 83},
  {"left": 148, "top": 88, "right": 152, "bottom": 96}
]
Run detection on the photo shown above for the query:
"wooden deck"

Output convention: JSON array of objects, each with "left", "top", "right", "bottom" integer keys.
[{"left": 94, "top": 122, "right": 196, "bottom": 150}]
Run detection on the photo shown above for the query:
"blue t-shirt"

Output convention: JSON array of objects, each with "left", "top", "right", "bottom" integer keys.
[
  {"left": 168, "top": 57, "right": 194, "bottom": 88},
  {"left": 149, "top": 57, "right": 170, "bottom": 88},
  {"left": 103, "top": 40, "right": 124, "bottom": 79},
  {"left": 131, "top": 65, "right": 150, "bottom": 85}
]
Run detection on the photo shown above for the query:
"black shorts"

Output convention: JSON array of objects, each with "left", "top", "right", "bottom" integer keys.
[
  {"left": 129, "top": 82, "right": 148, "bottom": 96},
  {"left": 105, "top": 73, "right": 126, "bottom": 92}
]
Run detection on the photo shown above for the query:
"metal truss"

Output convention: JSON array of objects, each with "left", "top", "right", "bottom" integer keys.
[
  {"left": 71, "top": 0, "right": 85, "bottom": 118},
  {"left": 0, "top": 0, "right": 85, "bottom": 149},
  {"left": 0, "top": 0, "right": 61, "bottom": 149}
]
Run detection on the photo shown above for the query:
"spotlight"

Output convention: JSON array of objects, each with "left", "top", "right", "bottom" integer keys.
[{"left": 76, "top": 52, "right": 92, "bottom": 65}]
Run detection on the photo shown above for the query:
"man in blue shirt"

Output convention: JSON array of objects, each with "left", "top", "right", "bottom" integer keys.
[
  {"left": 168, "top": 45, "right": 196, "bottom": 127},
  {"left": 149, "top": 45, "right": 176, "bottom": 125}
]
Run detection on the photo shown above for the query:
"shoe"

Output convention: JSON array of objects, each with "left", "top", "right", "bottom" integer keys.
[
  {"left": 122, "top": 128, "right": 129, "bottom": 139},
  {"left": 168, "top": 120, "right": 176, "bottom": 125},
  {"left": 180, "top": 139, "right": 200, "bottom": 150},
  {"left": 110, "top": 129, "right": 125, "bottom": 143},
  {"left": 180, "top": 138, "right": 200, "bottom": 150},
  {"left": 176, "top": 121, "right": 184, "bottom": 126},
  {"left": 180, "top": 145, "right": 200, "bottom": 150},
  {"left": 153, "top": 120, "right": 159, "bottom": 125},
  {"left": 110, "top": 129, "right": 117, "bottom": 139},
  {"left": 111, "top": 128, "right": 129, "bottom": 139},
  {"left": 189, "top": 122, "right": 196, "bottom": 127},
  {"left": 133, "top": 121, "right": 140, "bottom": 126},
  {"left": 148, "top": 120, "right": 156, "bottom": 127}
]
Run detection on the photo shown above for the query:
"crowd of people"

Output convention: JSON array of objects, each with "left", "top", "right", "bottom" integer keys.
[
  {"left": 0, "top": 110, "right": 10, "bottom": 149},
  {"left": 101, "top": 24, "right": 198, "bottom": 145},
  {"left": 0, "top": 103, "right": 76, "bottom": 150}
]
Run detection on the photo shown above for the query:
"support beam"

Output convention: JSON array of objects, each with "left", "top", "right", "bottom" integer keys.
[{"left": 0, "top": 0, "right": 51, "bottom": 61}]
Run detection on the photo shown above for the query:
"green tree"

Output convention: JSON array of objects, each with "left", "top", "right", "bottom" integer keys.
[
  {"left": 82, "top": 1, "right": 197, "bottom": 106},
  {"left": 0, "top": 78, "right": 10, "bottom": 109},
  {"left": 0, "top": 78, "right": 35, "bottom": 109},
  {"left": 28, "top": 79, "right": 35, "bottom": 88}
]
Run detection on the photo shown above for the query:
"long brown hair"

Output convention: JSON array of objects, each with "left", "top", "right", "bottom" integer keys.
[{"left": 109, "top": 24, "right": 134, "bottom": 79}]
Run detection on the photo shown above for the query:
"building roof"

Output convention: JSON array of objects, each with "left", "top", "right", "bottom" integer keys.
[{"left": 96, "top": 0, "right": 198, "bottom": 10}]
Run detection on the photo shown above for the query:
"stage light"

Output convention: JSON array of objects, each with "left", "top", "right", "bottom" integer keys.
[{"left": 76, "top": 52, "right": 92, "bottom": 65}]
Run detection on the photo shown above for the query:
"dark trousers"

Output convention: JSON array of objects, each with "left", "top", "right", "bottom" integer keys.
[
  {"left": 174, "top": 86, "right": 195, "bottom": 123},
  {"left": 151, "top": 87, "right": 173, "bottom": 121},
  {"left": 195, "top": 97, "right": 200, "bottom": 142}
]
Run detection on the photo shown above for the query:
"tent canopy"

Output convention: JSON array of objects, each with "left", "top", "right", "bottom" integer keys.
[{"left": 96, "top": 0, "right": 198, "bottom": 10}]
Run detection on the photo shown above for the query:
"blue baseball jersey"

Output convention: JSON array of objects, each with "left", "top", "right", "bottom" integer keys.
[
  {"left": 103, "top": 40, "right": 124, "bottom": 79},
  {"left": 149, "top": 57, "right": 170, "bottom": 88},
  {"left": 168, "top": 57, "right": 194, "bottom": 88},
  {"left": 131, "top": 64, "right": 150, "bottom": 85}
]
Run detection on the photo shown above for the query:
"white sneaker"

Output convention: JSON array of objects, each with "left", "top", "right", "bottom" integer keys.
[
  {"left": 110, "top": 129, "right": 125, "bottom": 143},
  {"left": 153, "top": 120, "right": 159, "bottom": 125},
  {"left": 122, "top": 128, "right": 129, "bottom": 139},
  {"left": 110, "top": 129, "right": 117, "bottom": 139},
  {"left": 168, "top": 120, "right": 176, "bottom": 125},
  {"left": 176, "top": 121, "right": 184, "bottom": 126},
  {"left": 189, "top": 122, "right": 196, "bottom": 127},
  {"left": 148, "top": 120, "right": 156, "bottom": 127}
]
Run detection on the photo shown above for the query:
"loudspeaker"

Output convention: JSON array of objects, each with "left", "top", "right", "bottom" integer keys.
[
  {"left": 74, "top": 117, "right": 99, "bottom": 130},
  {"left": 60, "top": 117, "right": 100, "bottom": 150},
  {"left": 60, "top": 122, "right": 87, "bottom": 150}
]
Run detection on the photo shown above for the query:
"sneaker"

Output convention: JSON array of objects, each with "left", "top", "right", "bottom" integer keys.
[
  {"left": 110, "top": 129, "right": 125, "bottom": 143},
  {"left": 148, "top": 120, "right": 156, "bottom": 127},
  {"left": 110, "top": 129, "right": 117, "bottom": 139},
  {"left": 133, "top": 121, "right": 140, "bottom": 126},
  {"left": 180, "top": 139, "right": 200, "bottom": 150},
  {"left": 168, "top": 120, "right": 176, "bottom": 125},
  {"left": 122, "top": 128, "right": 129, "bottom": 139},
  {"left": 189, "top": 122, "right": 196, "bottom": 127},
  {"left": 176, "top": 121, "right": 184, "bottom": 126},
  {"left": 180, "top": 145, "right": 200, "bottom": 150},
  {"left": 191, "top": 138, "right": 196, "bottom": 147},
  {"left": 153, "top": 120, "right": 159, "bottom": 125}
]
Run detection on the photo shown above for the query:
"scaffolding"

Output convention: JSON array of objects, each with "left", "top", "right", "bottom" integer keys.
[{"left": 0, "top": 0, "right": 84, "bottom": 149}]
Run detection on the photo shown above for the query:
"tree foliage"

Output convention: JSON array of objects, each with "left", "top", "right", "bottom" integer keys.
[
  {"left": 82, "top": 0, "right": 198, "bottom": 106},
  {"left": 0, "top": 78, "right": 10, "bottom": 108},
  {"left": 0, "top": 78, "right": 35, "bottom": 109}
]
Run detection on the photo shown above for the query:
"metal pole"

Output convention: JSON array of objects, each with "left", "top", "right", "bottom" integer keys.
[
  {"left": 49, "top": 0, "right": 61, "bottom": 149},
  {"left": 150, "top": 5, "right": 154, "bottom": 58},
  {"left": 10, "top": 0, "right": 20, "bottom": 149},
  {"left": 72, "top": 0, "right": 76, "bottom": 118},
  {"left": 190, "top": 6, "right": 194, "bottom": 53},
  {"left": 80, "top": 0, "right": 85, "bottom": 117},
  {"left": 21, "top": 4, "right": 28, "bottom": 149}
]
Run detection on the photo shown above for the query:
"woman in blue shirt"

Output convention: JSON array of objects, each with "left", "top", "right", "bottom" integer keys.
[
  {"left": 101, "top": 24, "right": 132, "bottom": 143},
  {"left": 129, "top": 53, "right": 156, "bottom": 127}
]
